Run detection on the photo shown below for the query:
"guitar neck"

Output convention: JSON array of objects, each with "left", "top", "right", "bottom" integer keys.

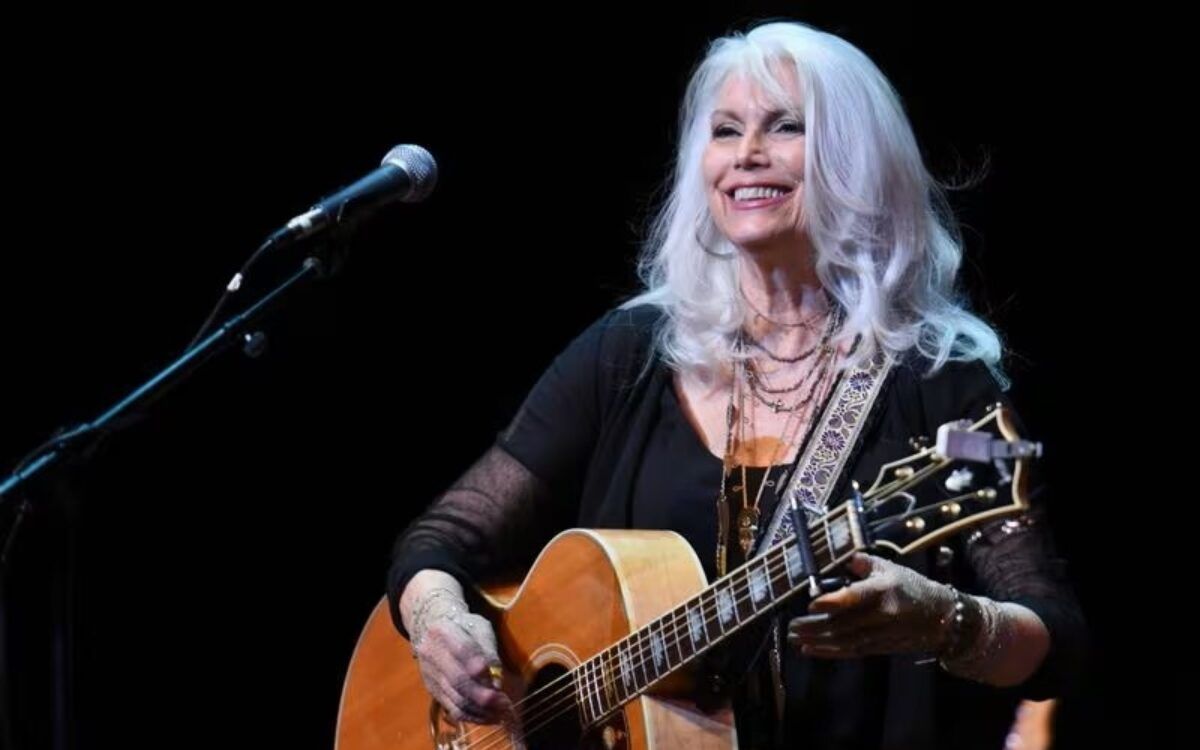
[{"left": 572, "top": 501, "right": 863, "bottom": 726}]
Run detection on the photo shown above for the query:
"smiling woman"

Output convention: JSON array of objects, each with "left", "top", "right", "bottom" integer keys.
[
  {"left": 704, "top": 73, "right": 808, "bottom": 252},
  {"left": 360, "top": 18, "right": 1085, "bottom": 750}
]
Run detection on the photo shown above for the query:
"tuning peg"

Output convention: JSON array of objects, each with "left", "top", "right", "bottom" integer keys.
[
  {"left": 938, "top": 502, "right": 963, "bottom": 519},
  {"left": 945, "top": 467, "right": 974, "bottom": 492}
]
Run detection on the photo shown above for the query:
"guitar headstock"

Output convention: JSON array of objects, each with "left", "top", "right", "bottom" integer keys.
[{"left": 859, "top": 404, "right": 1041, "bottom": 556}]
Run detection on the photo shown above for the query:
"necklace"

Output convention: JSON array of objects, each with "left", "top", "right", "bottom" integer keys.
[
  {"left": 716, "top": 334, "right": 838, "bottom": 570},
  {"left": 741, "top": 287, "right": 831, "bottom": 329}
]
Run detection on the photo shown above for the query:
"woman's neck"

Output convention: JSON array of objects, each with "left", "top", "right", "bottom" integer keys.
[{"left": 739, "top": 253, "right": 828, "bottom": 332}]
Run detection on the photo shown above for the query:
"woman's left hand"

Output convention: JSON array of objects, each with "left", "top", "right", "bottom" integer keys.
[{"left": 787, "top": 553, "right": 954, "bottom": 659}]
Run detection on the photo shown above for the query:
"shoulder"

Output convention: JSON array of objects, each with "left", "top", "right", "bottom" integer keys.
[
  {"left": 565, "top": 302, "right": 665, "bottom": 366},
  {"left": 594, "top": 302, "right": 664, "bottom": 345},
  {"left": 886, "top": 351, "right": 1010, "bottom": 435}
]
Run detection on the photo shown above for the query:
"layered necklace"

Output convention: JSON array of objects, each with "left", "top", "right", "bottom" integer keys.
[{"left": 714, "top": 302, "right": 843, "bottom": 575}]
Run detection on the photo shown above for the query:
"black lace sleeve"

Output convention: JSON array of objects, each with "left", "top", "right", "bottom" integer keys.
[
  {"left": 386, "top": 444, "right": 565, "bottom": 637},
  {"left": 963, "top": 505, "right": 1088, "bottom": 699},
  {"left": 913, "top": 358, "right": 1087, "bottom": 699}
]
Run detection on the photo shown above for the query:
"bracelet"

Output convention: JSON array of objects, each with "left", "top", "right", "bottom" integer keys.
[
  {"left": 939, "top": 591, "right": 1001, "bottom": 678},
  {"left": 938, "top": 586, "right": 970, "bottom": 659},
  {"left": 409, "top": 587, "right": 467, "bottom": 650}
]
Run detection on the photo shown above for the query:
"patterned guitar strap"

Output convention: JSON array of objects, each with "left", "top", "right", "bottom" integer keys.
[{"left": 751, "top": 348, "right": 895, "bottom": 740}]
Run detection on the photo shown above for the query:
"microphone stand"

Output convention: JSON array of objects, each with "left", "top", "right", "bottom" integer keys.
[
  {"left": 0, "top": 255, "right": 326, "bottom": 502},
  {"left": 0, "top": 247, "right": 336, "bottom": 750}
]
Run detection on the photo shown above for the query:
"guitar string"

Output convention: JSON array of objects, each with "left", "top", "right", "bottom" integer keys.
[
  {"left": 462, "top": 484, "right": 1002, "bottom": 747},
  {"left": 457, "top": 506, "right": 852, "bottom": 748},
  {"left": 465, "top": 548, "right": 834, "bottom": 750}
]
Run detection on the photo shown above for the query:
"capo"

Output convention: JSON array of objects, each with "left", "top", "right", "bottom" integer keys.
[{"left": 787, "top": 496, "right": 823, "bottom": 597}]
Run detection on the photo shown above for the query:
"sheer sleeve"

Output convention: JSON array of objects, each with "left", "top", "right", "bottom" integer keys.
[
  {"left": 386, "top": 444, "right": 565, "bottom": 637},
  {"left": 962, "top": 505, "right": 1088, "bottom": 699},
  {"left": 914, "top": 359, "right": 1087, "bottom": 699}
]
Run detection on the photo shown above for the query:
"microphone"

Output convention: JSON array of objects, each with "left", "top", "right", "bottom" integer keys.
[{"left": 264, "top": 144, "right": 437, "bottom": 249}]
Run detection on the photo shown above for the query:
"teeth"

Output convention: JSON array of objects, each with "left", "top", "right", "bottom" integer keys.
[{"left": 733, "top": 186, "right": 788, "bottom": 201}]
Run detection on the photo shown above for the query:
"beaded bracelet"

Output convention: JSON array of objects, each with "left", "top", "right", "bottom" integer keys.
[
  {"left": 938, "top": 586, "right": 970, "bottom": 659},
  {"left": 939, "top": 589, "right": 1000, "bottom": 677}
]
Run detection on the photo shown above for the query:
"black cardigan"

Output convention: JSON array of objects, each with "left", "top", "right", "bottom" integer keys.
[{"left": 388, "top": 304, "right": 1085, "bottom": 749}]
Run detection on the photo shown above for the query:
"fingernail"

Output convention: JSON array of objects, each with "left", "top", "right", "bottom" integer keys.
[
  {"left": 795, "top": 613, "right": 831, "bottom": 624},
  {"left": 790, "top": 613, "right": 831, "bottom": 633}
]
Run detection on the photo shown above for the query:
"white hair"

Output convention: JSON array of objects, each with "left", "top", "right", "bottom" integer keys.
[{"left": 623, "top": 20, "right": 1006, "bottom": 386}]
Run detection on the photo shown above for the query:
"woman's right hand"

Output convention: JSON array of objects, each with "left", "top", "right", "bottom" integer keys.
[{"left": 402, "top": 572, "right": 512, "bottom": 724}]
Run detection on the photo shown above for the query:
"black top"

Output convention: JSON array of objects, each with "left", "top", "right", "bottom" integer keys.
[{"left": 388, "top": 304, "right": 1086, "bottom": 749}]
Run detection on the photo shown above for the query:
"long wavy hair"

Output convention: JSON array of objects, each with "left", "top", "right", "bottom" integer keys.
[{"left": 623, "top": 21, "right": 1005, "bottom": 385}]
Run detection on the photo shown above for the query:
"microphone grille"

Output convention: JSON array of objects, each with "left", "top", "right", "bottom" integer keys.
[{"left": 382, "top": 144, "right": 438, "bottom": 202}]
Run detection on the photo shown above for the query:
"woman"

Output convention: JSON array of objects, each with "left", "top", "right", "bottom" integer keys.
[{"left": 389, "top": 20, "right": 1083, "bottom": 749}]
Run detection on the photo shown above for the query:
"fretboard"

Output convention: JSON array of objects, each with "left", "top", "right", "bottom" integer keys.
[{"left": 571, "top": 501, "right": 863, "bottom": 726}]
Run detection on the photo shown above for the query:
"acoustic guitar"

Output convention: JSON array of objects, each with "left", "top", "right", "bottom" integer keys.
[{"left": 336, "top": 405, "right": 1039, "bottom": 749}]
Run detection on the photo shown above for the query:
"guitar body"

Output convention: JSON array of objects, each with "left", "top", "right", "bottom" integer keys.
[{"left": 335, "top": 529, "right": 738, "bottom": 750}]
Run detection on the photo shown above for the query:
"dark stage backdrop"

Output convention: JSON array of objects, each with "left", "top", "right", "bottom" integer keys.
[{"left": 0, "top": 4, "right": 1162, "bottom": 749}]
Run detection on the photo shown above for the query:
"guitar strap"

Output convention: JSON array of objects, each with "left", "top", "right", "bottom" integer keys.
[
  {"left": 757, "top": 348, "right": 896, "bottom": 548},
  {"left": 751, "top": 346, "right": 896, "bottom": 739}
]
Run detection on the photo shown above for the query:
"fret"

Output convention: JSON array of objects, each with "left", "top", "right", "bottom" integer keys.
[
  {"left": 776, "top": 549, "right": 790, "bottom": 589},
  {"left": 700, "top": 589, "right": 722, "bottom": 639},
  {"left": 649, "top": 620, "right": 667, "bottom": 676},
  {"left": 784, "top": 541, "right": 803, "bottom": 585},
  {"left": 600, "top": 653, "right": 613, "bottom": 709},
  {"left": 604, "top": 647, "right": 622, "bottom": 705},
  {"left": 715, "top": 582, "right": 738, "bottom": 629},
  {"left": 595, "top": 657, "right": 610, "bottom": 720},
  {"left": 734, "top": 567, "right": 756, "bottom": 621},
  {"left": 584, "top": 659, "right": 602, "bottom": 723},
  {"left": 635, "top": 629, "right": 651, "bottom": 689},
  {"left": 660, "top": 609, "right": 674, "bottom": 665},
  {"left": 593, "top": 658, "right": 609, "bottom": 720},
  {"left": 748, "top": 560, "right": 771, "bottom": 607},
  {"left": 574, "top": 665, "right": 592, "bottom": 726},
  {"left": 686, "top": 602, "right": 707, "bottom": 651},
  {"left": 761, "top": 554, "right": 778, "bottom": 600},
  {"left": 618, "top": 642, "right": 635, "bottom": 695},
  {"left": 666, "top": 612, "right": 681, "bottom": 664},
  {"left": 671, "top": 605, "right": 694, "bottom": 662},
  {"left": 826, "top": 512, "right": 854, "bottom": 560}
]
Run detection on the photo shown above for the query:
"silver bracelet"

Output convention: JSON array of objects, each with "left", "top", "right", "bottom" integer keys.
[
  {"left": 409, "top": 587, "right": 467, "bottom": 651},
  {"left": 937, "top": 586, "right": 971, "bottom": 659},
  {"left": 939, "top": 593, "right": 1003, "bottom": 678}
]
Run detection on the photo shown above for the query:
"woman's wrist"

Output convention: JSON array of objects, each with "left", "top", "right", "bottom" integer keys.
[
  {"left": 937, "top": 585, "right": 986, "bottom": 664},
  {"left": 399, "top": 569, "right": 467, "bottom": 640},
  {"left": 409, "top": 587, "right": 469, "bottom": 648}
]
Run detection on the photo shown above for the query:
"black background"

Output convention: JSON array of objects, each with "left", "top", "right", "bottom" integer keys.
[{"left": 0, "top": 4, "right": 1168, "bottom": 748}]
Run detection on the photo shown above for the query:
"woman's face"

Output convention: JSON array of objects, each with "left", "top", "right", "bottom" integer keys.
[{"left": 702, "top": 68, "right": 808, "bottom": 256}]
